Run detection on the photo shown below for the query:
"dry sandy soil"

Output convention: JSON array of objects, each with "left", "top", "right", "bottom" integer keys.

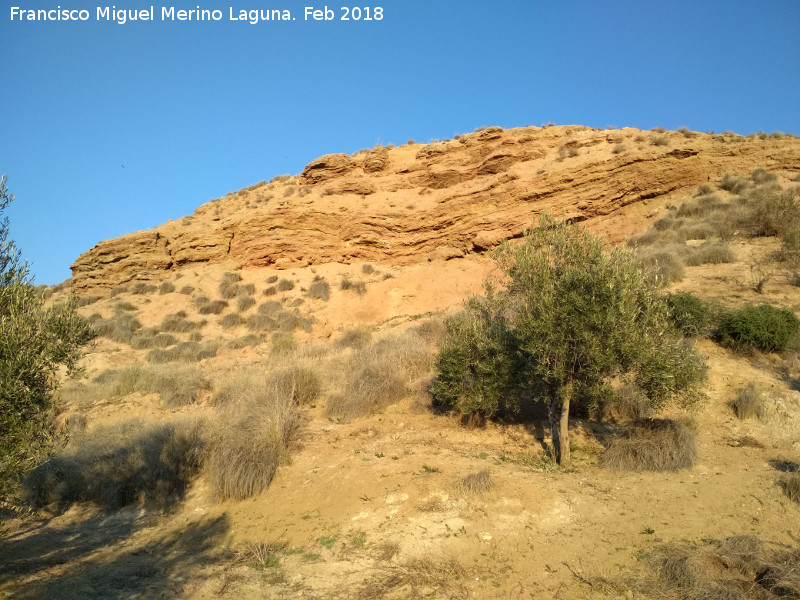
[{"left": 2, "top": 128, "right": 800, "bottom": 600}]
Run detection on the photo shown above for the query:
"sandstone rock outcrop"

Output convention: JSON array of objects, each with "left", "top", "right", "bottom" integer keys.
[{"left": 71, "top": 126, "right": 800, "bottom": 291}]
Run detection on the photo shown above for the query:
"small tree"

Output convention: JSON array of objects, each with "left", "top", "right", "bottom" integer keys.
[
  {"left": 0, "top": 175, "right": 96, "bottom": 498},
  {"left": 433, "top": 215, "right": 706, "bottom": 466}
]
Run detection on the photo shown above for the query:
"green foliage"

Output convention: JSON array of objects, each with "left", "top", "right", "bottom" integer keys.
[
  {"left": 432, "top": 215, "right": 706, "bottom": 464},
  {"left": 0, "top": 175, "right": 96, "bottom": 496},
  {"left": 718, "top": 304, "right": 800, "bottom": 352},
  {"left": 665, "top": 293, "right": 712, "bottom": 337}
]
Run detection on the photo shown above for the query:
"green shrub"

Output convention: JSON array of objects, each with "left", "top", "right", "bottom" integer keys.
[
  {"left": 434, "top": 215, "right": 706, "bottom": 466},
  {"left": 21, "top": 419, "right": 203, "bottom": 511},
  {"left": 1, "top": 175, "right": 96, "bottom": 495},
  {"left": 718, "top": 304, "right": 800, "bottom": 352},
  {"left": 600, "top": 419, "right": 696, "bottom": 471},
  {"left": 732, "top": 383, "right": 764, "bottom": 420},
  {"left": 666, "top": 293, "right": 712, "bottom": 337}
]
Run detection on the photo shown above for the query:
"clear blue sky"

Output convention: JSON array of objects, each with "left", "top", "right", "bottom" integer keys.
[{"left": 2, "top": 0, "right": 799, "bottom": 284}]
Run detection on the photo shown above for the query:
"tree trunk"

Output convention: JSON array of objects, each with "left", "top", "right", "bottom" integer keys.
[
  {"left": 559, "top": 385, "right": 571, "bottom": 468},
  {"left": 549, "top": 381, "right": 573, "bottom": 467},
  {"left": 548, "top": 396, "right": 561, "bottom": 464}
]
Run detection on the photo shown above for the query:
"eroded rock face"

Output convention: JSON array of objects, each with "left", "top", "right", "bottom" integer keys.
[{"left": 71, "top": 125, "right": 800, "bottom": 291}]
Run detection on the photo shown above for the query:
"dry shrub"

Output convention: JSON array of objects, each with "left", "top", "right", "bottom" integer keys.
[
  {"left": 22, "top": 419, "right": 204, "bottom": 512},
  {"left": 341, "top": 277, "right": 367, "bottom": 295},
  {"left": 601, "top": 419, "right": 696, "bottom": 471},
  {"left": 337, "top": 326, "right": 373, "bottom": 349},
  {"left": 625, "top": 536, "right": 800, "bottom": 599},
  {"left": 160, "top": 311, "right": 204, "bottom": 332},
  {"left": 95, "top": 364, "right": 211, "bottom": 407},
  {"left": 246, "top": 313, "right": 279, "bottom": 332},
  {"left": 146, "top": 340, "right": 221, "bottom": 364},
  {"left": 130, "top": 281, "right": 157, "bottom": 295},
  {"left": 357, "top": 555, "right": 468, "bottom": 600},
  {"left": 178, "top": 285, "right": 194, "bottom": 295},
  {"left": 159, "top": 281, "right": 175, "bottom": 294},
  {"left": 206, "top": 379, "right": 301, "bottom": 500},
  {"left": 326, "top": 332, "right": 433, "bottom": 422},
  {"left": 114, "top": 300, "right": 137, "bottom": 312},
  {"left": 108, "top": 285, "right": 128, "bottom": 298},
  {"left": 263, "top": 286, "right": 277, "bottom": 297},
  {"left": 781, "top": 473, "right": 800, "bottom": 504},
  {"left": 637, "top": 248, "right": 686, "bottom": 283},
  {"left": 130, "top": 328, "right": 178, "bottom": 349},
  {"left": 456, "top": 470, "right": 492, "bottom": 496},
  {"left": 601, "top": 384, "right": 651, "bottom": 422},
  {"left": 221, "top": 271, "right": 242, "bottom": 285},
  {"left": 308, "top": 277, "right": 330, "bottom": 301},
  {"left": 226, "top": 334, "right": 264, "bottom": 349},
  {"left": 237, "top": 295, "right": 256, "bottom": 312},
  {"left": 362, "top": 263, "right": 375, "bottom": 275},
  {"left": 220, "top": 313, "right": 245, "bottom": 329},
  {"left": 683, "top": 241, "right": 736, "bottom": 266},
  {"left": 258, "top": 300, "right": 282, "bottom": 315},
  {"left": 197, "top": 299, "right": 228, "bottom": 315},
  {"left": 270, "top": 332, "right": 296, "bottom": 355},
  {"left": 87, "top": 312, "right": 142, "bottom": 344},
  {"left": 277, "top": 278, "right": 294, "bottom": 292},
  {"left": 412, "top": 318, "right": 448, "bottom": 345},
  {"left": 719, "top": 173, "right": 750, "bottom": 194},
  {"left": 733, "top": 383, "right": 764, "bottom": 420}
]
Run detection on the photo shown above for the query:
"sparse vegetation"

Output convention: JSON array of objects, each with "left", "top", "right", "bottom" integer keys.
[
  {"left": 130, "top": 281, "right": 157, "bottom": 295},
  {"left": 160, "top": 311, "right": 204, "bottom": 333},
  {"left": 600, "top": 419, "right": 697, "bottom": 471},
  {"left": 21, "top": 419, "right": 204, "bottom": 511},
  {"left": 277, "top": 278, "right": 294, "bottom": 292},
  {"left": 159, "top": 281, "right": 175, "bottom": 294},
  {"left": 340, "top": 277, "right": 367, "bottom": 295}
]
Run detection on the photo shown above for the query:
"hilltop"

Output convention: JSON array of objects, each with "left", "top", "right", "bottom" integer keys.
[{"left": 2, "top": 125, "right": 800, "bottom": 599}]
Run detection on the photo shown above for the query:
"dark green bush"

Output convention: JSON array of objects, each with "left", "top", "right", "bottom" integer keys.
[
  {"left": 718, "top": 304, "right": 800, "bottom": 352},
  {"left": 666, "top": 293, "right": 711, "bottom": 337}
]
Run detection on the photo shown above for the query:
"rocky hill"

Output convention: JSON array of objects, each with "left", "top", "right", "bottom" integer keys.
[{"left": 70, "top": 126, "right": 800, "bottom": 291}]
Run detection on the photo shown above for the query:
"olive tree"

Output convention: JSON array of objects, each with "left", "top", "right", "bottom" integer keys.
[
  {"left": 433, "top": 215, "right": 706, "bottom": 467},
  {"left": 0, "top": 175, "right": 96, "bottom": 497}
]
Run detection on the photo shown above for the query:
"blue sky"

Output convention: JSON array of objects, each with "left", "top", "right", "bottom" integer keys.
[{"left": 2, "top": 0, "right": 799, "bottom": 284}]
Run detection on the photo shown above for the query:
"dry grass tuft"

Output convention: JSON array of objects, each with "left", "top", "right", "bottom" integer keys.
[
  {"left": 22, "top": 419, "right": 204, "bottom": 512},
  {"left": 337, "top": 326, "right": 373, "bottom": 349},
  {"left": 456, "top": 470, "right": 492, "bottom": 496},
  {"left": 357, "top": 555, "right": 468, "bottom": 600},
  {"left": 621, "top": 535, "right": 800, "bottom": 599},
  {"left": 206, "top": 379, "right": 301, "bottom": 500},
  {"left": 733, "top": 383, "right": 765, "bottom": 420},
  {"left": 601, "top": 419, "right": 696, "bottom": 471},
  {"left": 781, "top": 473, "right": 800, "bottom": 504},
  {"left": 160, "top": 311, "right": 205, "bottom": 332},
  {"left": 95, "top": 364, "right": 211, "bottom": 407},
  {"left": 308, "top": 277, "right": 330, "bottom": 301}
]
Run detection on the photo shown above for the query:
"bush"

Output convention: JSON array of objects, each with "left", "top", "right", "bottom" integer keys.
[
  {"left": 21, "top": 419, "right": 204, "bottom": 511},
  {"left": 130, "top": 281, "right": 157, "bottom": 295},
  {"left": 263, "top": 286, "right": 277, "bottom": 296},
  {"left": 650, "top": 135, "right": 669, "bottom": 146},
  {"left": 719, "top": 173, "right": 750, "bottom": 194},
  {"left": 308, "top": 277, "right": 330, "bottom": 301},
  {"left": 340, "top": 277, "right": 367, "bottom": 295},
  {"left": 751, "top": 167, "right": 778, "bottom": 185},
  {"left": 246, "top": 314, "right": 279, "bottom": 332},
  {"left": 600, "top": 419, "right": 696, "bottom": 471},
  {"left": 130, "top": 329, "right": 178, "bottom": 349},
  {"left": 1, "top": 175, "right": 96, "bottom": 495},
  {"left": 87, "top": 311, "right": 142, "bottom": 344},
  {"left": 636, "top": 248, "right": 686, "bottom": 283},
  {"left": 226, "top": 334, "right": 264, "bottom": 349},
  {"left": 434, "top": 215, "right": 706, "bottom": 466},
  {"left": 666, "top": 293, "right": 711, "bottom": 337},
  {"left": 197, "top": 299, "right": 228, "bottom": 315},
  {"left": 159, "top": 281, "right": 175, "bottom": 294},
  {"left": 683, "top": 241, "right": 735, "bottom": 266},
  {"left": 718, "top": 304, "right": 800, "bottom": 352},
  {"left": 732, "top": 383, "right": 764, "bottom": 420},
  {"left": 206, "top": 380, "right": 300, "bottom": 500},
  {"left": 178, "top": 285, "right": 195, "bottom": 295},
  {"left": 270, "top": 332, "right": 296, "bottom": 355},
  {"left": 146, "top": 340, "right": 221, "bottom": 363},
  {"left": 160, "top": 312, "right": 204, "bottom": 332},
  {"left": 782, "top": 473, "right": 800, "bottom": 504},
  {"left": 277, "top": 278, "right": 294, "bottom": 292},
  {"left": 220, "top": 313, "right": 245, "bottom": 329},
  {"left": 337, "top": 326, "right": 373, "bottom": 349},
  {"left": 96, "top": 364, "right": 211, "bottom": 407},
  {"left": 237, "top": 295, "right": 256, "bottom": 312}
]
